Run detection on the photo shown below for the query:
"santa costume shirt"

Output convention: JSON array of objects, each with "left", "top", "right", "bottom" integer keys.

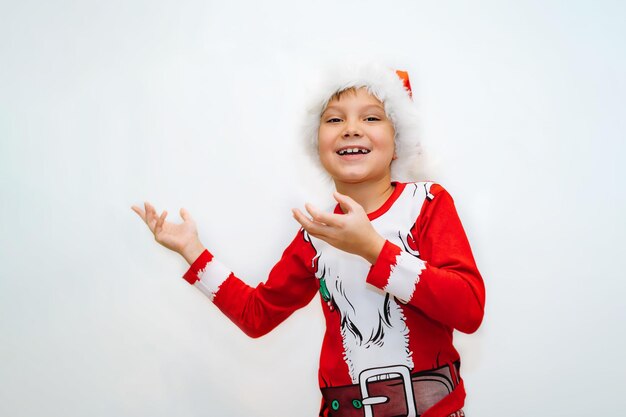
[{"left": 182, "top": 181, "right": 485, "bottom": 417}]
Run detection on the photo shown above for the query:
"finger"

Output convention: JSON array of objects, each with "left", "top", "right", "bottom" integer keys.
[
  {"left": 155, "top": 210, "right": 167, "bottom": 236},
  {"left": 149, "top": 203, "right": 160, "bottom": 223},
  {"left": 180, "top": 207, "right": 193, "bottom": 223},
  {"left": 292, "top": 208, "right": 331, "bottom": 238},
  {"left": 145, "top": 202, "right": 158, "bottom": 231},
  {"left": 333, "top": 191, "right": 360, "bottom": 213},
  {"left": 304, "top": 203, "right": 342, "bottom": 227},
  {"left": 145, "top": 201, "right": 153, "bottom": 218},
  {"left": 144, "top": 202, "right": 153, "bottom": 227},
  {"left": 131, "top": 205, "right": 146, "bottom": 221},
  {"left": 292, "top": 208, "right": 323, "bottom": 235}
]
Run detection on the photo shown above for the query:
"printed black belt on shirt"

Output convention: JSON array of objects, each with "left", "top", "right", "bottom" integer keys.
[{"left": 320, "top": 361, "right": 460, "bottom": 417}]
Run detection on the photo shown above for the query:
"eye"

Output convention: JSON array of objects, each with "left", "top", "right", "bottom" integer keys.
[
  {"left": 326, "top": 117, "right": 342, "bottom": 123},
  {"left": 364, "top": 116, "right": 381, "bottom": 122}
]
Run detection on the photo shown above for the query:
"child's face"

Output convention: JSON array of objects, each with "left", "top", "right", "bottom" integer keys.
[{"left": 318, "top": 88, "right": 396, "bottom": 186}]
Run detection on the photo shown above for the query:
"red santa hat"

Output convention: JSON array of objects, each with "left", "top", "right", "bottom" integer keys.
[{"left": 302, "top": 61, "right": 424, "bottom": 182}]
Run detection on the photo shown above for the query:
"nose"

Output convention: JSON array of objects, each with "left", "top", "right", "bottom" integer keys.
[{"left": 342, "top": 119, "right": 362, "bottom": 138}]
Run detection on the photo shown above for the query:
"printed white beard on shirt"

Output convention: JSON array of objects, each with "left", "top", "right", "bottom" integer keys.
[
  {"left": 306, "top": 182, "right": 433, "bottom": 383},
  {"left": 312, "top": 240, "right": 414, "bottom": 383}
]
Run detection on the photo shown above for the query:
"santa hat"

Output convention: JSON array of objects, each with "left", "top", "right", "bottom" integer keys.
[{"left": 301, "top": 62, "right": 423, "bottom": 183}]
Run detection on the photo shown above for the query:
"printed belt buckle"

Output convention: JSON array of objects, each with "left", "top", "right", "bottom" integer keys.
[{"left": 358, "top": 365, "right": 416, "bottom": 417}]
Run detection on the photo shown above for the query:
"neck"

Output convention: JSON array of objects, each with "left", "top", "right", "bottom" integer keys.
[{"left": 334, "top": 177, "right": 396, "bottom": 215}]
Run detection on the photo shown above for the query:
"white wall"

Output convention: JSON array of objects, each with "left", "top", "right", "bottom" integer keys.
[{"left": 1, "top": 1, "right": 625, "bottom": 416}]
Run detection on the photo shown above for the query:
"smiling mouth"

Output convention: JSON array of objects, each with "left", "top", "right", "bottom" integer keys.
[{"left": 337, "top": 148, "right": 371, "bottom": 156}]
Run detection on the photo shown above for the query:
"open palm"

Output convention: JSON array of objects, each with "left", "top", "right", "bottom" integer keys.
[{"left": 131, "top": 202, "right": 199, "bottom": 255}]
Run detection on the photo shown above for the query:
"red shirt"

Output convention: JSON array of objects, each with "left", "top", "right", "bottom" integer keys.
[{"left": 183, "top": 182, "right": 485, "bottom": 417}]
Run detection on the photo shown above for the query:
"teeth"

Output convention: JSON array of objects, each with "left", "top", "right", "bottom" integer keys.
[{"left": 338, "top": 148, "right": 370, "bottom": 155}]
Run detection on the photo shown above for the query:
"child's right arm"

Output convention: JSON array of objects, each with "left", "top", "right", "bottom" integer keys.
[
  {"left": 132, "top": 202, "right": 319, "bottom": 338},
  {"left": 182, "top": 228, "right": 318, "bottom": 338}
]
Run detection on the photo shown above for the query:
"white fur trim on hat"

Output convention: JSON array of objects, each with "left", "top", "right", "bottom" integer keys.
[{"left": 301, "top": 62, "right": 424, "bottom": 183}]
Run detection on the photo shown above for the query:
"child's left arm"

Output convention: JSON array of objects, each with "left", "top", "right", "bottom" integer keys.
[
  {"left": 294, "top": 185, "right": 485, "bottom": 334},
  {"left": 366, "top": 184, "right": 485, "bottom": 333}
]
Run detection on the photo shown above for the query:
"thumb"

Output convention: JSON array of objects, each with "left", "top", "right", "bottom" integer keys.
[
  {"left": 180, "top": 207, "right": 194, "bottom": 222},
  {"left": 333, "top": 191, "right": 359, "bottom": 213}
]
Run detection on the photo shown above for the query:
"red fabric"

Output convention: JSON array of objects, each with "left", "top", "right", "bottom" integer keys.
[
  {"left": 183, "top": 249, "right": 213, "bottom": 284},
  {"left": 395, "top": 69, "right": 413, "bottom": 98},
  {"left": 365, "top": 184, "right": 485, "bottom": 334},
  {"left": 211, "top": 229, "right": 319, "bottom": 339},
  {"left": 333, "top": 181, "right": 405, "bottom": 220},
  {"left": 365, "top": 239, "right": 402, "bottom": 289}
]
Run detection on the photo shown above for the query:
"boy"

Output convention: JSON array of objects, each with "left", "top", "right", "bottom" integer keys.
[{"left": 132, "top": 63, "right": 485, "bottom": 417}]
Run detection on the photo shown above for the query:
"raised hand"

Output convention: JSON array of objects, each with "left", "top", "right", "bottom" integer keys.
[
  {"left": 292, "top": 192, "right": 386, "bottom": 264},
  {"left": 131, "top": 202, "right": 206, "bottom": 264}
]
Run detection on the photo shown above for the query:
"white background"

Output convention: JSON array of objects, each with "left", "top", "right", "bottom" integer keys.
[{"left": 1, "top": 1, "right": 625, "bottom": 416}]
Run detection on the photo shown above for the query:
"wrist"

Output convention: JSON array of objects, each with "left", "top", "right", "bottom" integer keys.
[
  {"left": 362, "top": 235, "right": 386, "bottom": 265},
  {"left": 181, "top": 240, "right": 206, "bottom": 265}
]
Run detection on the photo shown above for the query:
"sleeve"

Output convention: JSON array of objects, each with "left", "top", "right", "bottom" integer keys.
[
  {"left": 182, "top": 228, "right": 319, "bottom": 338},
  {"left": 365, "top": 184, "right": 486, "bottom": 334}
]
